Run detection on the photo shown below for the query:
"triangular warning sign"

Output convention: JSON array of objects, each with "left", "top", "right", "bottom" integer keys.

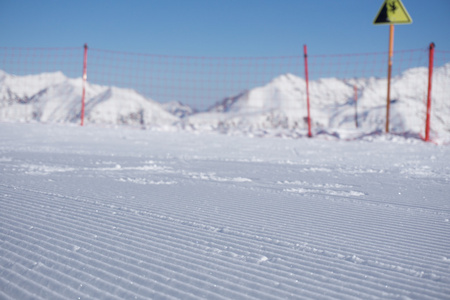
[{"left": 374, "top": 0, "right": 412, "bottom": 24}]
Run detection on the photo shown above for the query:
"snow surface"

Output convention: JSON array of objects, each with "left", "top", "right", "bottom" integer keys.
[{"left": 1, "top": 122, "right": 449, "bottom": 299}]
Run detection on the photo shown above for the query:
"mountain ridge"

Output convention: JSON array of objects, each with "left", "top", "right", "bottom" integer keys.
[{"left": 1, "top": 64, "right": 449, "bottom": 141}]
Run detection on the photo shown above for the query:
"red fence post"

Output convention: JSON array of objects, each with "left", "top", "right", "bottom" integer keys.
[
  {"left": 81, "top": 43, "right": 88, "bottom": 126},
  {"left": 303, "top": 45, "right": 312, "bottom": 138},
  {"left": 424, "top": 42, "right": 435, "bottom": 142}
]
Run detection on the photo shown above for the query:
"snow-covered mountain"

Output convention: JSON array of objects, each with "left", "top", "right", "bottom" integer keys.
[
  {"left": 84, "top": 86, "right": 178, "bottom": 126},
  {"left": 1, "top": 63, "right": 449, "bottom": 141},
  {"left": 184, "top": 63, "right": 450, "bottom": 140},
  {"left": 0, "top": 71, "right": 178, "bottom": 126},
  {"left": 162, "top": 101, "right": 197, "bottom": 118}
]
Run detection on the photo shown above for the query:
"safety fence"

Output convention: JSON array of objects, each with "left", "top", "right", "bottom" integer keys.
[{"left": 0, "top": 45, "right": 449, "bottom": 140}]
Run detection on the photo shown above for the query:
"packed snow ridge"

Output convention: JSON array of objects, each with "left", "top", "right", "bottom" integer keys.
[{"left": 1, "top": 64, "right": 449, "bottom": 141}]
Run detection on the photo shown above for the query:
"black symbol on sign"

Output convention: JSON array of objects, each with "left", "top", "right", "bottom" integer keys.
[{"left": 388, "top": 1, "right": 397, "bottom": 13}]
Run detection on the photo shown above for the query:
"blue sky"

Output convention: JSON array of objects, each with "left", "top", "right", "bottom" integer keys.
[{"left": 1, "top": 0, "right": 449, "bottom": 56}]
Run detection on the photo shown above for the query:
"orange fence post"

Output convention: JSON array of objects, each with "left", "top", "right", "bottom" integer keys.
[{"left": 424, "top": 42, "right": 435, "bottom": 142}]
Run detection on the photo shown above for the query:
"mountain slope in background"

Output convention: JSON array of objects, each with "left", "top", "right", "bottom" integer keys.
[
  {"left": 162, "top": 101, "right": 197, "bottom": 118},
  {"left": 185, "top": 63, "right": 449, "bottom": 141},
  {"left": 1, "top": 64, "right": 449, "bottom": 141},
  {"left": 85, "top": 86, "right": 177, "bottom": 127},
  {"left": 0, "top": 71, "right": 177, "bottom": 127}
]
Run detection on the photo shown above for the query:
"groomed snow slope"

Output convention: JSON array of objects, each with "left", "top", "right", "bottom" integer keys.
[{"left": 1, "top": 123, "right": 449, "bottom": 299}]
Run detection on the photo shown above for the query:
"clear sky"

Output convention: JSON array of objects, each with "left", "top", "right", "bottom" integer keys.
[{"left": 1, "top": 0, "right": 449, "bottom": 57}]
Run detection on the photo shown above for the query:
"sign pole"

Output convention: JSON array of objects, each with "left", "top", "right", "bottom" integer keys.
[
  {"left": 373, "top": 0, "right": 412, "bottom": 134},
  {"left": 386, "top": 24, "right": 394, "bottom": 133}
]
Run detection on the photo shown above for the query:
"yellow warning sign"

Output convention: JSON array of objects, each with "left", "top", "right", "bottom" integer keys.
[{"left": 374, "top": 0, "right": 412, "bottom": 24}]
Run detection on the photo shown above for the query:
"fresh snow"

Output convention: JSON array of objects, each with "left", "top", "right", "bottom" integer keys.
[{"left": 1, "top": 123, "right": 449, "bottom": 299}]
